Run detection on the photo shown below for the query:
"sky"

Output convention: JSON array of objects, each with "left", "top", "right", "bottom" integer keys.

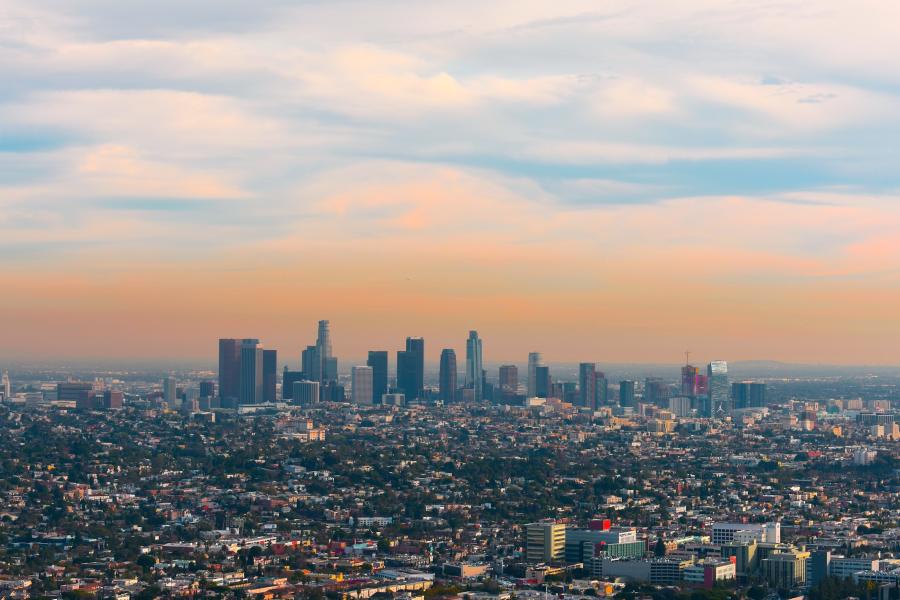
[{"left": 2, "top": 0, "right": 900, "bottom": 365}]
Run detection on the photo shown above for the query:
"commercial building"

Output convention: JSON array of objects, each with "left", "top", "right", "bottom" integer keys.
[
  {"left": 711, "top": 522, "right": 780, "bottom": 545},
  {"left": 351, "top": 366, "right": 374, "bottom": 405},
  {"left": 439, "top": 349, "right": 457, "bottom": 403},
  {"left": 526, "top": 522, "right": 566, "bottom": 564},
  {"left": 367, "top": 351, "right": 389, "bottom": 405}
]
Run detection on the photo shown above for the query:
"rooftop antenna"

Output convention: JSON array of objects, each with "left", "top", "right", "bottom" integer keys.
[{"left": 684, "top": 350, "right": 691, "bottom": 366}]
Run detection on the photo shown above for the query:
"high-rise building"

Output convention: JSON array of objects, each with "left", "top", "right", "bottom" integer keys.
[
  {"left": 317, "top": 320, "right": 338, "bottom": 383},
  {"left": 681, "top": 364, "right": 700, "bottom": 397},
  {"left": 749, "top": 382, "right": 767, "bottom": 407},
  {"left": 439, "top": 349, "right": 457, "bottom": 403},
  {"left": 1, "top": 370, "right": 9, "bottom": 401},
  {"left": 535, "top": 366, "right": 551, "bottom": 398},
  {"left": 595, "top": 372, "right": 609, "bottom": 406},
  {"left": 367, "top": 351, "right": 388, "bottom": 404},
  {"left": 292, "top": 381, "right": 320, "bottom": 406},
  {"left": 526, "top": 522, "right": 567, "bottom": 563},
  {"left": 240, "top": 339, "right": 263, "bottom": 405},
  {"left": 301, "top": 345, "right": 320, "bottom": 382},
  {"left": 262, "top": 349, "right": 277, "bottom": 404},
  {"left": 465, "top": 330, "right": 484, "bottom": 401},
  {"left": 645, "top": 377, "right": 672, "bottom": 407},
  {"left": 218, "top": 338, "right": 242, "bottom": 407},
  {"left": 199, "top": 380, "right": 216, "bottom": 399},
  {"left": 397, "top": 337, "right": 424, "bottom": 401},
  {"left": 499, "top": 365, "right": 518, "bottom": 392},
  {"left": 163, "top": 377, "right": 177, "bottom": 405},
  {"left": 351, "top": 366, "right": 374, "bottom": 405},
  {"left": 707, "top": 360, "right": 729, "bottom": 416},
  {"left": 527, "top": 352, "right": 542, "bottom": 397},
  {"left": 282, "top": 369, "right": 304, "bottom": 401},
  {"left": 619, "top": 380, "right": 636, "bottom": 407},
  {"left": 579, "top": 363, "right": 596, "bottom": 409}
]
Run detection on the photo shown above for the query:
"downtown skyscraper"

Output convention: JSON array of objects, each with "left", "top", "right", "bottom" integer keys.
[
  {"left": 707, "top": 360, "right": 730, "bottom": 417},
  {"left": 302, "top": 320, "right": 337, "bottom": 384},
  {"left": 527, "top": 352, "right": 542, "bottom": 397},
  {"left": 397, "top": 337, "right": 424, "bottom": 401},
  {"left": 465, "top": 330, "right": 483, "bottom": 401},
  {"left": 367, "top": 351, "right": 388, "bottom": 405},
  {"left": 439, "top": 348, "right": 457, "bottom": 403},
  {"left": 218, "top": 338, "right": 242, "bottom": 407},
  {"left": 579, "top": 362, "right": 596, "bottom": 409},
  {"left": 240, "top": 339, "right": 263, "bottom": 405}
]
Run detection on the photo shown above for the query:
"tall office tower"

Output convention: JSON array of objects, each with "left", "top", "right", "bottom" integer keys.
[
  {"left": 293, "top": 381, "right": 320, "bottom": 406},
  {"left": 439, "top": 349, "right": 457, "bottom": 403},
  {"left": 594, "top": 372, "right": 609, "bottom": 406},
  {"left": 262, "top": 349, "right": 277, "bottom": 404},
  {"left": 535, "top": 366, "right": 551, "bottom": 398},
  {"left": 199, "top": 380, "right": 216, "bottom": 399},
  {"left": 240, "top": 339, "right": 263, "bottom": 405},
  {"left": 163, "top": 377, "right": 177, "bottom": 405},
  {"left": 397, "top": 337, "right": 424, "bottom": 401},
  {"left": 302, "top": 345, "right": 321, "bottom": 382},
  {"left": 316, "top": 319, "right": 338, "bottom": 383},
  {"left": 749, "top": 382, "right": 767, "bottom": 407},
  {"left": 707, "top": 360, "right": 729, "bottom": 416},
  {"left": 681, "top": 364, "right": 700, "bottom": 397},
  {"left": 465, "top": 330, "right": 484, "bottom": 401},
  {"left": 218, "top": 338, "right": 242, "bottom": 407},
  {"left": 732, "top": 382, "right": 750, "bottom": 410},
  {"left": 527, "top": 352, "right": 542, "bottom": 397},
  {"left": 282, "top": 369, "right": 304, "bottom": 401},
  {"left": 351, "top": 366, "right": 374, "bottom": 405},
  {"left": 499, "top": 365, "right": 518, "bottom": 392},
  {"left": 578, "top": 363, "right": 596, "bottom": 409},
  {"left": 645, "top": 377, "right": 671, "bottom": 407},
  {"left": 1, "top": 370, "right": 9, "bottom": 400},
  {"left": 619, "top": 380, "right": 636, "bottom": 407},
  {"left": 367, "top": 351, "right": 389, "bottom": 405},
  {"left": 316, "top": 319, "right": 332, "bottom": 359}
]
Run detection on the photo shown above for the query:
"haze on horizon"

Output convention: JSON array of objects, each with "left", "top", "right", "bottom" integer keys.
[{"left": 2, "top": 1, "right": 900, "bottom": 365}]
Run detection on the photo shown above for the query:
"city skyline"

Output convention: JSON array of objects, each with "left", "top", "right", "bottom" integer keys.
[{"left": 3, "top": 1, "right": 900, "bottom": 365}]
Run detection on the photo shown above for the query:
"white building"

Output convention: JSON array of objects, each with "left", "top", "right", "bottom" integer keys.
[
  {"left": 711, "top": 522, "right": 780, "bottom": 545},
  {"left": 352, "top": 366, "right": 374, "bottom": 405}
]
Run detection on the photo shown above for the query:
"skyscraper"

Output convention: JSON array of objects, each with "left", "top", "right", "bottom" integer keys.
[
  {"left": 282, "top": 369, "right": 304, "bottom": 401},
  {"left": 619, "top": 380, "right": 636, "bottom": 407},
  {"left": 439, "top": 349, "right": 457, "bottom": 403},
  {"left": 681, "top": 364, "right": 700, "bottom": 397},
  {"left": 367, "top": 351, "right": 388, "bottom": 405},
  {"left": 594, "top": 371, "right": 609, "bottom": 406},
  {"left": 351, "top": 366, "right": 374, "bottom": 405},
  {"left": 262, "top": 349, "right": 277, "bottom": 404},
  {"left": 578, "top": 363, "right": 596, "bottom": 409},
  {"left": 397, "top": 337, "right": 424, "bottom": 401},
  {"left": 163, "top": 376, "right": 177, "bottom": 405},
  {"left": 498, "top": 365, "right": 518, "bottom": 392},
  {"left": 749, "top": 382, "right": 767, "bottom": 407},
  {"left": 465, "top": 330, "right": 484, "bottom": 401},
  {"left": 317, "top": 320, "right": 338, "bottom": 383},
  {"left": 527, "top": 352, "right": 542, "bottom": 397},
  {"left": 535, "top": 365, "right": 551, "bottom": 398},
  {"left": 240, "top": 339, "right": 263, "bottom": 405},
  {"left": 293, "top": 380, "right": 320, "bottom": 406},
  {"left": 218, "top": 338, "right": 242, "bottom": 407},
  {"left": 1, "top": 370, "right": 9, "bottom": 401},
  {"left": 302, "top": 345, "right": 321, "bottom": 382},
  {"left": 707, "top": 360, "right": 729, "bottom": 417}
]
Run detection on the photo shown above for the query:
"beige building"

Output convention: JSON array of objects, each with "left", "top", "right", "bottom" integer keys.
[{"left": 526, "top": 521, "right": 566, "bottom": 563}]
